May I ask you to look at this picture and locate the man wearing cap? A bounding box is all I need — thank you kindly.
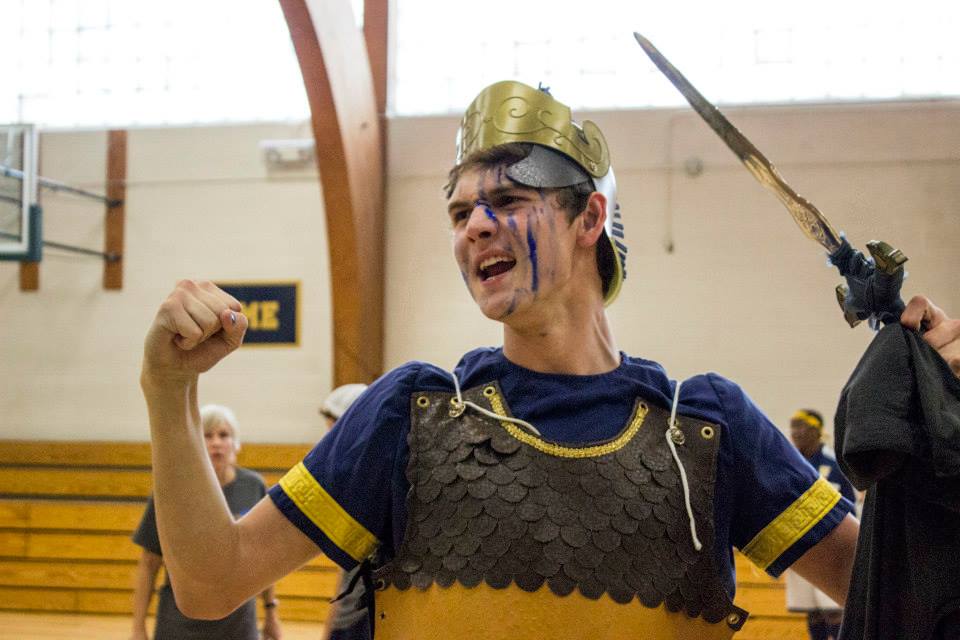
[318,384,371,640]
[139,80,960,639]
[785,409,857,640]
[320,384,368,431]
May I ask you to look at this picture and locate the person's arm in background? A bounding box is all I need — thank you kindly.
[260,584,282,640]
[141,280,318,618]
[129,549,163,640]
[789,513,859,605]
[319,570,347,640]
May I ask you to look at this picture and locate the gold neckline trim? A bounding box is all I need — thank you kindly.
[485,386,648,458]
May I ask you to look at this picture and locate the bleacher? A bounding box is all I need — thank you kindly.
[0,440,336,622]
[733,552,807,639]
[0,439,807,636]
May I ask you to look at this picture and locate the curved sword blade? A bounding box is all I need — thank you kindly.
[634,32,842,253]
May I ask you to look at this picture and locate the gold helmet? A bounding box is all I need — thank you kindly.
[455,80,626,305]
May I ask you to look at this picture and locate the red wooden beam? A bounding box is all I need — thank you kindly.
[279,0,385,385]
[19,132,40,291]
[104,129,126,290]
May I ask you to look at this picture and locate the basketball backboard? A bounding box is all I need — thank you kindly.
[0,124,40,261]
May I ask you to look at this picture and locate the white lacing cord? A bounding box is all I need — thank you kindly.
[448,368,699,550]
[666,379,703,552]
[448,370,542,436]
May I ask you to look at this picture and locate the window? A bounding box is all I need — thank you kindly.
[3,0,957,127]
[393,0,960,114]
[0,0,358,128]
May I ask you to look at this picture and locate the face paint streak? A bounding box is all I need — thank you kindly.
[484,206,499,227]
[500,291,519,319]
[526,224,539,292]
[475,172,488,203]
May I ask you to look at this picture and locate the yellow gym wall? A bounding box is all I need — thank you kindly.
[2,101,959,444]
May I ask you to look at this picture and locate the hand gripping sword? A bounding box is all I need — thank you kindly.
[634,32,908,328]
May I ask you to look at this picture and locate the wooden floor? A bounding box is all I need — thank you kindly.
[0,612,325,639]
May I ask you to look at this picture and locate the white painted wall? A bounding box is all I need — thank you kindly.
[1,123,332,443]
[2,101,959,445]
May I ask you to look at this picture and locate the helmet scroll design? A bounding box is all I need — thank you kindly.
[456,81,610,178]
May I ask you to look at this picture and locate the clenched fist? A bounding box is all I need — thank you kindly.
[141,280,249,390]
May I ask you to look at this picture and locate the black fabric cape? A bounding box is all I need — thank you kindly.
[835,323,960,640]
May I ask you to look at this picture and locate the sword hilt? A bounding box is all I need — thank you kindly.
[830,238,908,328]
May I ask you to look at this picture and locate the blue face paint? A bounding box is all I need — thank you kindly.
[499,288,529,319]
[526,225,539,292]
[502,293,518,318]
[506,215,518,234]
[484,206,498,226]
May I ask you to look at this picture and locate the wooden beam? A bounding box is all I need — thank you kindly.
[0,467,283,499]
[363,0,389,119]
[279,0,385,385]
[18,262,38,291]
[0,439,311,470]
[104,129,126,289]
[19,133,40,291]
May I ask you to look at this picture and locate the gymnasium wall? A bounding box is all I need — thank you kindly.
[0,123,333,443]
[2,101,959,444]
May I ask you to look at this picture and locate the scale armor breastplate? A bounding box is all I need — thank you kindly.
[374,381,748,639]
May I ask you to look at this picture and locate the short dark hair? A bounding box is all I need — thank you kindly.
[445,143,615,298]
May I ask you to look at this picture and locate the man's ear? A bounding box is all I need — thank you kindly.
[577,192,607,247]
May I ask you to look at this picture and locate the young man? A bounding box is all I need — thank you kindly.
[140,81,960,639]
[785,409,857,640]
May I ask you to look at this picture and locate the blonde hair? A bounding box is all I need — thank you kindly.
[200,404,241,451]
[791,409,824,432]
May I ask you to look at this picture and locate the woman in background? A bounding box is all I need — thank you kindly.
[129,404,283,640]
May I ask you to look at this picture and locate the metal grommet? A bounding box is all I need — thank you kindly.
[669,427,686,446]
[726,612,741,627]
[416,396,430,408]
[374,578,386,591]
[483,386,496,397]
[449,400,465,418]
[701,426,715,440]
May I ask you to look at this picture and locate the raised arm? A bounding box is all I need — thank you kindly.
[140,280,318,618]
[260,584,283,640]
[794,296,960,603]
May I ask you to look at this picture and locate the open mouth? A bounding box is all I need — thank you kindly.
[478,256,516,281]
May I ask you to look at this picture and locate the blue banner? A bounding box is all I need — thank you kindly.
[216,281,299,346]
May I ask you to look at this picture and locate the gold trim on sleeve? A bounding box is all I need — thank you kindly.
[741,476,842,570]
[487,390,648,458]
[278,462,379,562]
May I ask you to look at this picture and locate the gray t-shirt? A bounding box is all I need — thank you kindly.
[133,466,267,640]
